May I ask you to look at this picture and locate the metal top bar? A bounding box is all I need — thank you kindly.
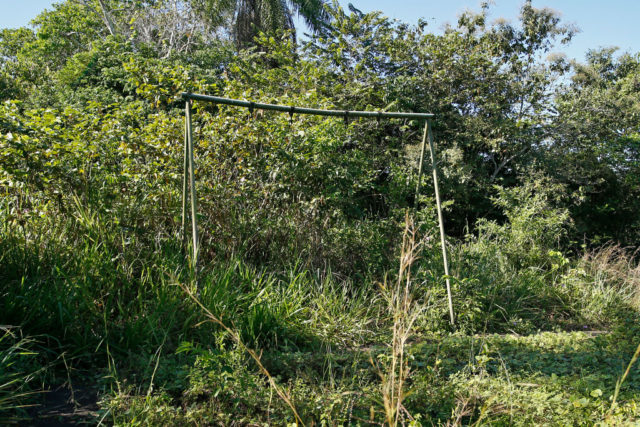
[181,92,435,119]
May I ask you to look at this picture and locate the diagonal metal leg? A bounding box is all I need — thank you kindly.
[426,120,455,325]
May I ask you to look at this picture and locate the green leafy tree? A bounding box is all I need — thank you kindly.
[79,0,331,50]
[550,49,640,244]
[212,0,331,48]
[305,1,575,234]
[0,28,37,100]
[0,1,106,105]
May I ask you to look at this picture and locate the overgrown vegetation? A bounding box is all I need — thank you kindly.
[1,0,639,424]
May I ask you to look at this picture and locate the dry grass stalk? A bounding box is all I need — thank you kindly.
[582,244,640,308]
[377,212,426,426]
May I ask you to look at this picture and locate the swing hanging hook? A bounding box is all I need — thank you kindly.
[249,101,255,115]
[289,106,295,124]
[377,111,382,125]
[344,110,349,125]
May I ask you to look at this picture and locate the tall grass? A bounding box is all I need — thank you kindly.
[0,202,188,359]
[578,245,640,311]
[181,282,304,425]
[0,328,41,423]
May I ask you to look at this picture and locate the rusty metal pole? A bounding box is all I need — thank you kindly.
[427,120,455,325]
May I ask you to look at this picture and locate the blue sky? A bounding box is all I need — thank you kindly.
[2,0,638,62]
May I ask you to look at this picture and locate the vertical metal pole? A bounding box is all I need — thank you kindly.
[181,102,189,247]
[186,100,199,279]
[427,120,455,325]
[415,121,428,203]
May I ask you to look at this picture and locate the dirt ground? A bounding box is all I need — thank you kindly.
[25,384,99,426]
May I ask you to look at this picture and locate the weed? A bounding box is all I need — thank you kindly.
[376,213,428,426]
[180,281,304,425]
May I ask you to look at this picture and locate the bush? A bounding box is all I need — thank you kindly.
[450,176,575,333]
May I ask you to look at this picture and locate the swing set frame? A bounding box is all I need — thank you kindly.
[180,92,455,325]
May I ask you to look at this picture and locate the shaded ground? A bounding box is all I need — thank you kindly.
[25,385,99,426]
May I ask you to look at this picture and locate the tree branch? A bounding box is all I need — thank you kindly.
[97,0,118,37]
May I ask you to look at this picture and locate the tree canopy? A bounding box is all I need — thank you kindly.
[2,0,639,247]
